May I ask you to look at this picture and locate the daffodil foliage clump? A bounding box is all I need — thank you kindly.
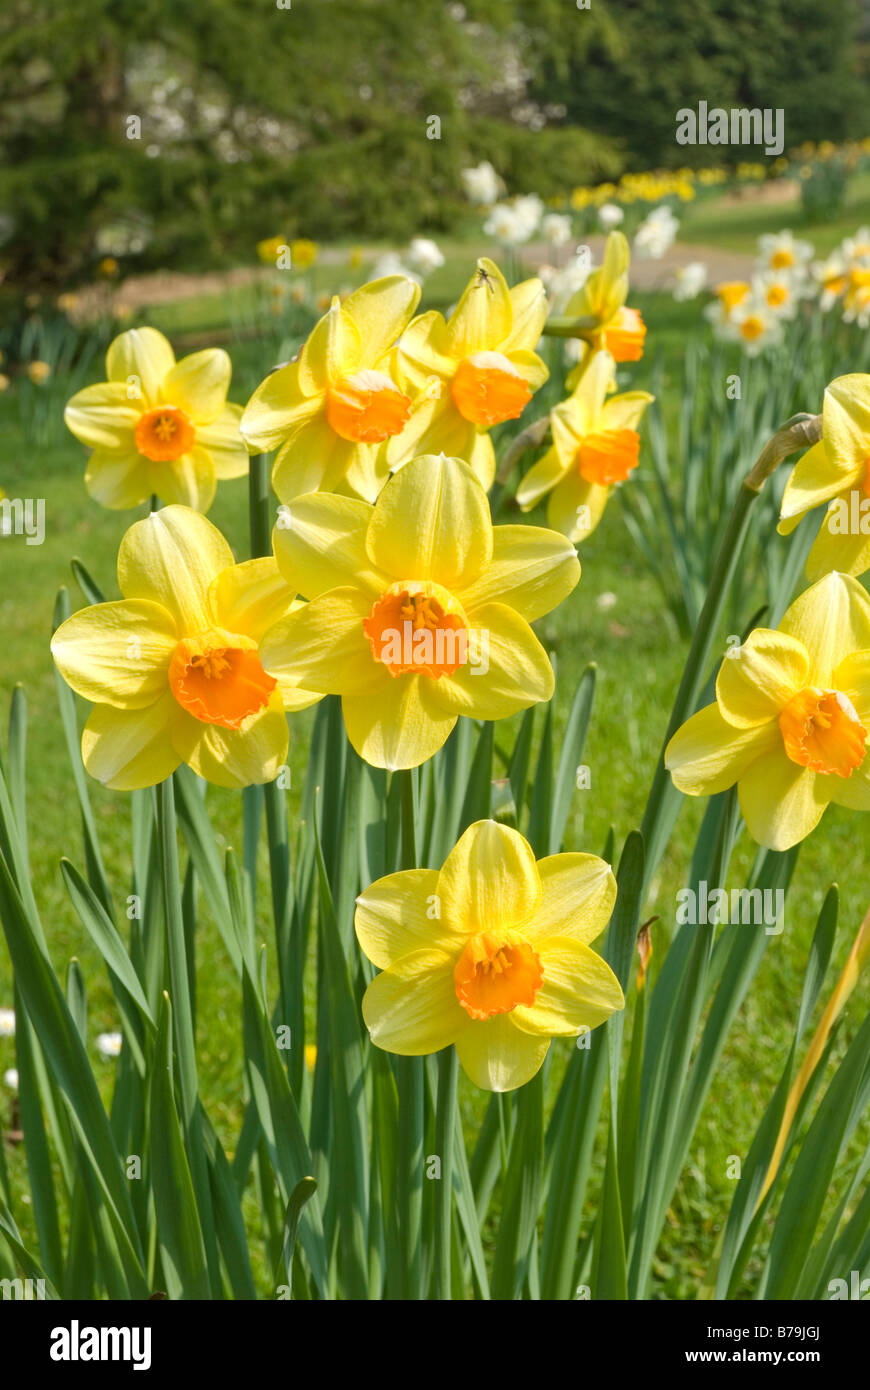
[1,238,869,1302]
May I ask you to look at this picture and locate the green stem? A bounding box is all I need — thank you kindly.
[434,1047,458,1299]
[395,768,424,1297]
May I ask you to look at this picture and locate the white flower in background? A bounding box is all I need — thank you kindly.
[757,230,814,274]
[596,591,618,612]
[726,296,785,354]
[562,337,585,366]
[751,269,806,319]
[95,215,151,257]
[811,252,849,312]
[96,1031,123,1059]
[672,261,707,301]
[0,1007,14,1037]
[540,257,592,313]
[483,202,531,245]
[541,213,573,247]
[3,1068,18,1092]
[369,251,421,286]
[461,160,501,205]
[634,205,679,259]
[406,237,445,276]
[842,226,870,265]
[597,202,624,231]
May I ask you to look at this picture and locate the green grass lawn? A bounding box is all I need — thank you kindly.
[1,243,868,1296]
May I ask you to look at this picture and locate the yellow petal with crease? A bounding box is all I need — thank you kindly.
[85,449,150,510]
[259,588,383,695]
[52,600,177,708]
[342,276,422,365]
[240,361,324,452]
[446,258,512,357]
[299,297,360,391]
[738,750,827,851]
[342,674,456,769]
[355,868,455,969]
[778,571,870,686]
[271,414,351,502]
[778,439,859,533]
[197,403,249,479]
[362,949,467,1054]
[516,445,571,510]
[546,470,610,543]
[715,629,810,727]
[666,703,779,795]
[272,493,385,598]
[436,819,541,938]
[106,328,175,405]
[366,453,493,588]
[455,1015,548,1092]
[82,693,180,790]
[458,524,579,621]
[209,557,297,643]
[64,382,141,450]
[523,854,616,944]
[118,505,233,633]
[428,602,553,721]
[512,937,624,1037]
[171,691,288,788]
[157,447,217,513]
[161,348,231,424]
[805,500,870,581]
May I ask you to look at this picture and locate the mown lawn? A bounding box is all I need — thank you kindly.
[1,247,868,1296]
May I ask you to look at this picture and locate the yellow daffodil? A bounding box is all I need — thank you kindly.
[290,239,318,270]
[665,572,870,850]
[355,820,623,1091]
[51,506,321,790]
[257,236,288,266]
[516,350,653,542]
[260,453,580,770]
[64,327,247,512]
[240,276,421,504]
[388,258,548,490]
[563,231,646,363]
[779,374,870,580]
[27,361,51,385]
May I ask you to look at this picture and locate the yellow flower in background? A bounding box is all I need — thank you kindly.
[355,820,623,1091]
[779,375,870,580]
[27,361,51,385]
[290,239,319,269]
[257,236,288,266]
[563,231,646,363]
[51,506,321,790]
[240,276,421,504]
[665,572,870,851]
[516,350,653,543]
[260,453,579,770]
[64,327,247,512]
[99,257,119,278]
[389,258,548,490]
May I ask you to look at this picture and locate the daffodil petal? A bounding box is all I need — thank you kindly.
[52,599,177,708]
[355,868,455,969]
[715,629,810,728]
[342,276,422,365]
[546,470,610,543]
[446,258,512,357]
[299,298,360,391]
[64,382,141,450]
[428,602,554,721]
[468,430,497,491]
[240,361,324,452]
[271,415,350,502]
[805,499,870,581]
[455,1015,548,1092]
[512,937,624,1037]
[342,675,456,769]
[259,588,383,695]
[366,454,493,589]
[779,440,859,532]
[171,691,288,788]
[209,557,297,643]
[118,505,233,632]
[600,389,655,432]
[437,820,541,936]
[833,649,870,721]
[504,279,548,349]
[779,571,870,686]
[82,693,181,790]
[158,447,217,513]
[361,949,466,1055]
[523,854,617,945]
[516,445,571,510]
[162,348,231,425]
[505,348,549,392]
[394,310,454,392]
[458,524,580,621]
[738,751,827,851]
[822,374,870,470]
[271,493,385,598]
[106,328,175,406]
[665,703,780,795]
[196,404,249,479]
[342,441,391,504]
[84,449,150,510]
